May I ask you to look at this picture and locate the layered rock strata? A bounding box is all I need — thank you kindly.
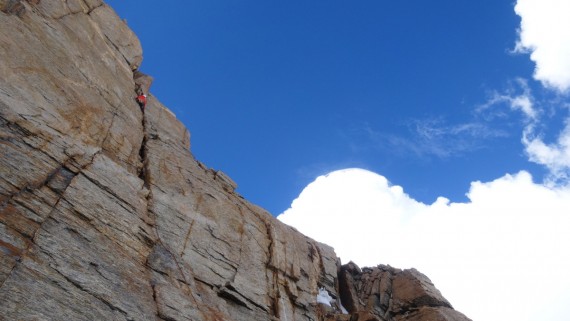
[0,1,471,320]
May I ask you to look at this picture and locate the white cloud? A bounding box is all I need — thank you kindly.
[477,78,539,121]
[278,168,570,321]
[514,0,570,93]
[523,118,570,183]
[479,79,570,184]
[279,3,570,321]
[509,1,570,183]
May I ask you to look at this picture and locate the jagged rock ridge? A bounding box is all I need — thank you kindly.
[0,1,471,320]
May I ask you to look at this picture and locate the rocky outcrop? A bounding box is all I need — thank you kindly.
[329,262,471,321]
[0,1,471,320]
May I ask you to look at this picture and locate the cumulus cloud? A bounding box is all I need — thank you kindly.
[514,0,570,92]
[278,168,570,321]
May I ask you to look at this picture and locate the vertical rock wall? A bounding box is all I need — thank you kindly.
[0,2,339,320]
[140,98,339,320]
[0,1,470,320]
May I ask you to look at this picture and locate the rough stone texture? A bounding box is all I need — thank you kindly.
[138,98,340,320]
[0,0,26,17]
[0,1,471,320]
[330,262,471,321]
[134,70,154,95]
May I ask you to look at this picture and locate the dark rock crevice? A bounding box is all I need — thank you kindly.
[139,101,214,321]
[262,219,281,319]
[217,284,254,311]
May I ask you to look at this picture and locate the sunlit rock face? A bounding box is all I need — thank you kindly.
[335,262,472,321]
[0,1,470,320]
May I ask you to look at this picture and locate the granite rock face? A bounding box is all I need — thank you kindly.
[0,1,471,320]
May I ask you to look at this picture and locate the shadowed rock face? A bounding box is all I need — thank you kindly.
[0,1,471,320]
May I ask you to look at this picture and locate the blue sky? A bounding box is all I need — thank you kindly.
[108,0,545,214]
[108,1,570,320]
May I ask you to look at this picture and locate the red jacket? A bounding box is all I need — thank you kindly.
[136,94,147,108]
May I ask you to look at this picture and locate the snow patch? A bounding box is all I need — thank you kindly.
[316,287,334,307]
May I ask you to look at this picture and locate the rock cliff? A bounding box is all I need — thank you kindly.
[0,1,471,320]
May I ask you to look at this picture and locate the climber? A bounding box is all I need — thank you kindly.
[135,93,147,111]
